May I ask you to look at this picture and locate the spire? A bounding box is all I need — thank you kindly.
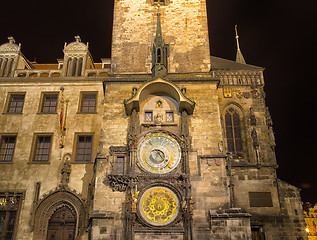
[235,25,246,64]
[152,4,168,78]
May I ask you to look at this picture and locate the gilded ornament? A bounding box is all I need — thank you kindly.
[139,187,179,226]
[223,88,232,98]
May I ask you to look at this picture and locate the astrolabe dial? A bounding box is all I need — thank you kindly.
[137,132,181,174]
[139,187,179,226]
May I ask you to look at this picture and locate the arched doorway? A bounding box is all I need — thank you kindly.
[46,206,76,240]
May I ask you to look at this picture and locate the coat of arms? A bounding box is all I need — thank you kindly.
[223,88,232,98]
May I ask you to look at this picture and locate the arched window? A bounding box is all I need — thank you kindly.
[225,107,243,154]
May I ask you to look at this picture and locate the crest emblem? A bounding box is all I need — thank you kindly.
[215,158,222,166]
[251,89,260,98]
[206,158,213,166]
[223,88,232,98]
[236,92,243,99]
[243,92,251,99]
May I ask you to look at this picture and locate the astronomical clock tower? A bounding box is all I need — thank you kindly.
[90,0,307,240]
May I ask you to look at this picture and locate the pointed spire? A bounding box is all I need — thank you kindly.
[235,25,246,64]
[152,3,168,78]
[154,4,163,47]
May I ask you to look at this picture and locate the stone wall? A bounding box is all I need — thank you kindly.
[0,78,103,239]
[111,0,211,74]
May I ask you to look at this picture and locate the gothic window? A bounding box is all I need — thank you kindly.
[41,93,58,113]
[145,111,153,122]
[225,107,243,154]
[32,135,52,162]
[0,194,23,240]
[75,135,92,162]
[0,135,16,162]
[79,92,97,113]
[166,111,174,122]
[6,93,25,113]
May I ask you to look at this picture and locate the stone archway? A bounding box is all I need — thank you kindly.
[33,190,86,240]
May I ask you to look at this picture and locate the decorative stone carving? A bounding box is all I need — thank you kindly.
[250,107,257,126]
[251,128,259,149]
[60,161,71,188]
[106,175,130,192]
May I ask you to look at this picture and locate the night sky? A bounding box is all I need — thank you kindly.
[1,0,316,204]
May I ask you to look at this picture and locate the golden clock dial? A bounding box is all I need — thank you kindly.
[139,187,179,226]
[137,132,181,174]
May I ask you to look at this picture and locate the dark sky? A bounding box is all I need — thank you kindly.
[1,0,316,203]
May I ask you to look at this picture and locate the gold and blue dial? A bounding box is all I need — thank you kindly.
[137,133,181,174]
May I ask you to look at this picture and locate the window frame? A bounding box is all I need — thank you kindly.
[5,93,26,114]
[0,192,24,240]
[0,134,17,163]
[39,92,59,114]
[144,111,153,122]
[30,134,53,163]
[73,133,94,163]
[165,111,174,122]
[78,92,97,114]
[223,106,245,155]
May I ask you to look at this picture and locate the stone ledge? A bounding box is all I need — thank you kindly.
[210,208,251,218]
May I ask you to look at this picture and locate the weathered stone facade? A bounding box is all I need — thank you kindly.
[0,0,308,240]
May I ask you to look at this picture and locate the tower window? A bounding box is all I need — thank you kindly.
[157,48,162,63]
[225,107,243,154]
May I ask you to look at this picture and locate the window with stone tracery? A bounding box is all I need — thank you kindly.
[0,193,23,240]
[224,107,243,154]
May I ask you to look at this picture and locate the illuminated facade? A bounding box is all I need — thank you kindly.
[0,0,308,239]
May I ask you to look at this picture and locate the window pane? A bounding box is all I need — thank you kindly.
[81,94,96,113]
[145,112,153,122]
[0,136,16,162]
[75,135,92,162]
[166,111,174,122]
[33,136,51,162]
[7,95,25,113]
[42,94,57,113]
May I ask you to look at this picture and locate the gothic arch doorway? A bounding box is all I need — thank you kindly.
[47,206,76,240]
[33,190,86,240]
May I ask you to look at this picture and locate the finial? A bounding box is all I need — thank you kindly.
[8,36,15,44]
[74,35,81,42]
[235,25,240,50]
[234,25,246,64]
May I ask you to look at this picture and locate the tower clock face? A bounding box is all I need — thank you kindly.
[137,132,181,174]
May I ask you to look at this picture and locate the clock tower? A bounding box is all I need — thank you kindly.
[90,1,308,240]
